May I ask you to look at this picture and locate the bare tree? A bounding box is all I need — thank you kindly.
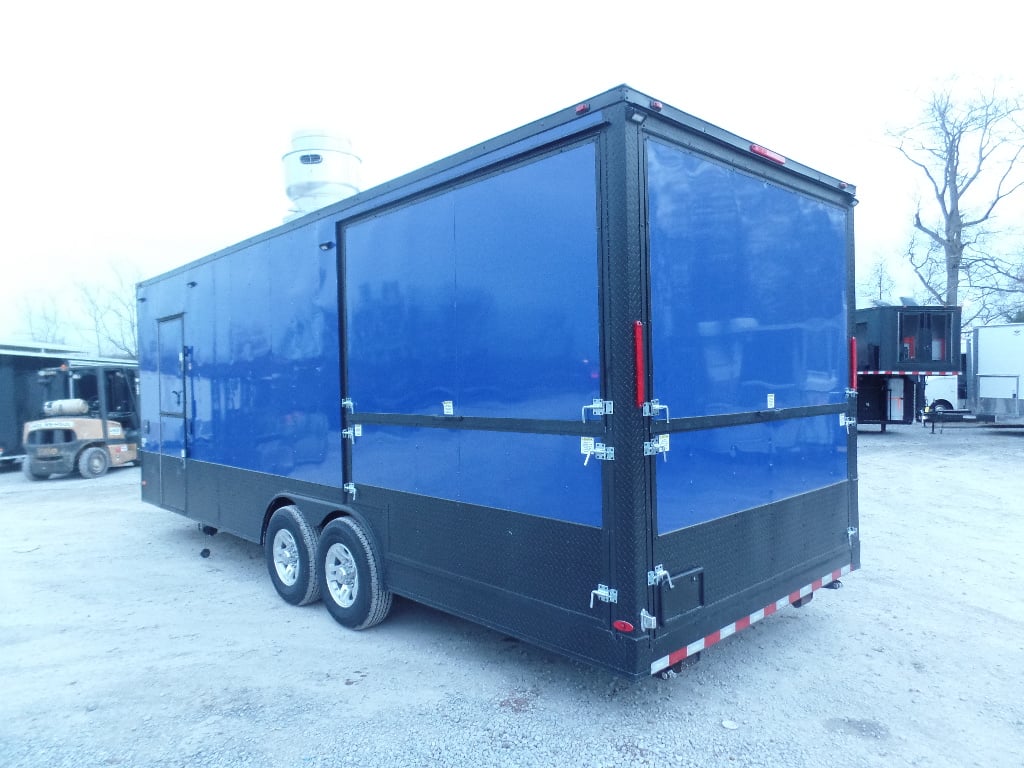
[894,87,1024,320]
[858,254,897,304]
[79,268,139,359]
[19,297,67,346]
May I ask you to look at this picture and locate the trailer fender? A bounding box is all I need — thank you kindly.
[262,492,365,543]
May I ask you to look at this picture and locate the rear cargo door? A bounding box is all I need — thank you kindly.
[642,137,852,627]
[156,315,188,512]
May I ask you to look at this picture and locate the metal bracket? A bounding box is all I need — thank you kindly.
[841,415,857,434]
[643,434,670,460]
[847,526,859,545]
[581,437,615,466]
[343,483,357,499]
[640,609,658,631]
[341,398,354,412]
[648,563,674,588]
[589,584,618,609]
[342,426,362,442]
[845,388,858,398]
[581,399,614,422]
[643,399,671,422]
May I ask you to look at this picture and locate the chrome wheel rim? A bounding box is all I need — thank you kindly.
[272,529,300,586]
[325,542,358,608]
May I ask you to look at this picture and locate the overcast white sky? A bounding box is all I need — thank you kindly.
[2,0,1021,346]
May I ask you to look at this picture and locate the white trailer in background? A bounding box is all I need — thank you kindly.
[967,323,1024,426]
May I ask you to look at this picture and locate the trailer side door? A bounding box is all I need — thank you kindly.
[155,315,188,512]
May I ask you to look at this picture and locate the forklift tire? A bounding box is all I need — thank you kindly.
[265,506,321,606]
[22,459,50,481]
[78,447,110,479]
[317,516,392,630]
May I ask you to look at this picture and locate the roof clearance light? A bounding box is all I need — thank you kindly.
[649,100,663,111]
[575,103,591,115]
[750,144,786,164]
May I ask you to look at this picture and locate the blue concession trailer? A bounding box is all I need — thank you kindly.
[138,86,859,678]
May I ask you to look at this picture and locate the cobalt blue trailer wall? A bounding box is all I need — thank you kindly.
[138,225,344,536]
[344,141,602,523]
[138,86,859,679]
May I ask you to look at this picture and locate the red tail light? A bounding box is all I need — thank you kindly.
[850,336,858,391]
[633,321,646,407]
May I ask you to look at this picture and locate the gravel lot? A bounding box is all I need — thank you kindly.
[2,424,1022,768]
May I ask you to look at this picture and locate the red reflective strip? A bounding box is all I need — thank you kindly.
[651,565,856,675]
[634,321,646,407]
[850,336,858,391]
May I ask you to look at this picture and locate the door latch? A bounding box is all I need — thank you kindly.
[648,563,674,588]
[643,399,671,422]
[644,434,670,460]
[581,437,614,466]
[590,584,618,609]
[581,399,614,422]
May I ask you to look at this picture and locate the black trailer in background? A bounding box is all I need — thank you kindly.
[855,306,962,431]
[0,343,74,466]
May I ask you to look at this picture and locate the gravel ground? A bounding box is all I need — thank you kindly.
[1,424,1022,767]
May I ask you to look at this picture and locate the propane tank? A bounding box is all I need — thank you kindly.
[282,130,361,222]
[43,399,89,416]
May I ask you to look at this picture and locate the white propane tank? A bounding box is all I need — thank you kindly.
[43,398,90,416]
[282,130,361,222]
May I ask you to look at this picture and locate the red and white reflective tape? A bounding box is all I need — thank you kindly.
[650,564,853,676]
[858,370,956,376]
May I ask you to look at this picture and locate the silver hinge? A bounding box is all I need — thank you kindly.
[845,388,858,398]
[589,584,618,609]
[643,399,671,422]
[840,414,857,433]
[342,425,363,442]
[341,398,354,412]
[581,399,614,422]
[644,433,670,459]
[343,482,357,499]
[581,437,614,466]
[847,526,859,545]
[648,563,675,588]
[640,608,658,631]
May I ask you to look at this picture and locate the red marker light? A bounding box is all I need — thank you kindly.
[575,102,591,115]
[649,100,663,111]
[750,144,786,165]
[850,336,858,391]
[613,620,635,633]
[633,321,646,407]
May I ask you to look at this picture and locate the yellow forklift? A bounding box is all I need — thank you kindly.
[22,360,139,480]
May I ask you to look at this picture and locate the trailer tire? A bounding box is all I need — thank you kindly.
[78,447,109,479]
[265,505,321,606]
[22,459,50,481]
[318,517,392,630]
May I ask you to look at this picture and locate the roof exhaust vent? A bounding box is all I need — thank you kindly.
[283,130,361,222]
